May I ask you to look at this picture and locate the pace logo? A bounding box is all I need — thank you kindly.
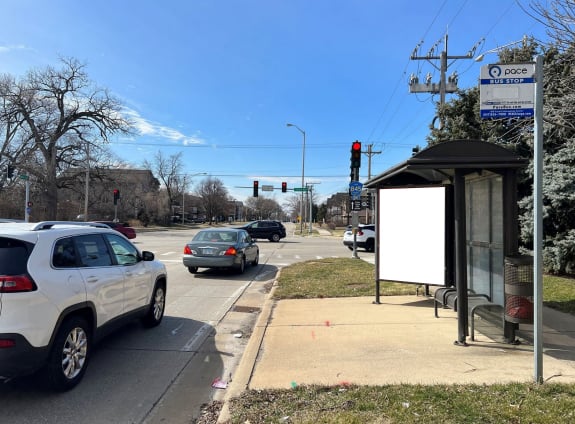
[488,65,502,78]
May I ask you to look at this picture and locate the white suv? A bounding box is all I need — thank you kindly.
[343,224,376,252]
[0,221,167,390]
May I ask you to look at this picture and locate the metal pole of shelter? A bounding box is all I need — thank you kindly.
[454,169,468,345]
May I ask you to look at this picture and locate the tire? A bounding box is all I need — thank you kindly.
[251,251,259,266]
[270,233,281,242]
[45,316,91,391]
[142,283,166,328]
[236,256,246,274]
[365,238,375,252]
[188,266,198,274]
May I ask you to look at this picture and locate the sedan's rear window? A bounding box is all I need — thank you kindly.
[0,237,31,275]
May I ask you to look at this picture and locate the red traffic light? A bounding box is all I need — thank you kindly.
[281,182,287,193]
[113,189,120,205]
[253,180,259,197]
[350,140,362,169]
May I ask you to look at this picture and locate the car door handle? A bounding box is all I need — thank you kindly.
[85,276,99,283]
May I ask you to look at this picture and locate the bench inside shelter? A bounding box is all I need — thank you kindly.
[433,287,504,341]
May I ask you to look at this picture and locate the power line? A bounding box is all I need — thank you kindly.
[109,140,412,150]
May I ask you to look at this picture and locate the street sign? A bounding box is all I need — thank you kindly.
[361,196,372,209]
[261,185,274,191]
[479,63,535,119]
[349,181,363,200]
[352,200,362,211]
[19,174,29,180]
[294,187,308,192]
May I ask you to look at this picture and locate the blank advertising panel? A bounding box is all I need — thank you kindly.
[378,187,445,285]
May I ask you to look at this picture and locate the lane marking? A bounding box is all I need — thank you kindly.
[181,323,212,352]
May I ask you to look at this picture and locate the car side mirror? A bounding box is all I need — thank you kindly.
[142,251,155,261]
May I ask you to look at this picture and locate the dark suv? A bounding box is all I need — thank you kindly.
[238,220,286,242]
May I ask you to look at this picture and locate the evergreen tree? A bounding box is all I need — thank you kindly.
[427,34,575,274]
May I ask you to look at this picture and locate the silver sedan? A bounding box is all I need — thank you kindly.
[183,228,259,274]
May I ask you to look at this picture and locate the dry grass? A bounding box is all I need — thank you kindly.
[273,257,415,299]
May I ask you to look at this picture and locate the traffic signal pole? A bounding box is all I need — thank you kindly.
[350,141,362,258]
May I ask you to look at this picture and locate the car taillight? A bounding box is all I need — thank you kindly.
[224,247,237,256]
[184,245,192,254]
[357,230,364,236]
[0,339,16,348]
[0,275,36,293]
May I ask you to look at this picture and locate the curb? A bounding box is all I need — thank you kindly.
[216,281,278,423]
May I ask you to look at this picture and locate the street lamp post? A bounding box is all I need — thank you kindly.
[286,123,306,235]
[182,172,207,224]
[474,35,527,62]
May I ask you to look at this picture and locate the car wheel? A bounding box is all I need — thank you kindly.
[251,251,259,266]
[45,316,90,391]
[236,256,246,274]
[188,266,198,274]
[270,233,281,242]
[142,283,166,328]
[365,238,375,252]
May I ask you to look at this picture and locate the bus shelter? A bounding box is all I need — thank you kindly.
[364,139,529,344]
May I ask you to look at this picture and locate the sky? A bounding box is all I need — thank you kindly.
[0,0,549,206]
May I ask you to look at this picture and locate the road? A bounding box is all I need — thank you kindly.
[0,224,372,423]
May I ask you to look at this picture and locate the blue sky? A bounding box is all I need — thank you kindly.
[0,1,548,205]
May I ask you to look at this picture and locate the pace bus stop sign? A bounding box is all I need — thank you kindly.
[479,63,535,119]
[349,181,363,200]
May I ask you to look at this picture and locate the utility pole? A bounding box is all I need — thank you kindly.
[364,143,381,180]
[364,144,381,224]
[409,33,483,129]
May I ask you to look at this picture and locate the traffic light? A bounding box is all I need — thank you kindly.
[281,182,287,193]
[350,141,361,169]
[253,180,259,197]
[113,189,120,205]
[350,140,361,181]
[6,164,14,179]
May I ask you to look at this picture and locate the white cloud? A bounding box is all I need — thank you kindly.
[0,44,29,53]
[123,107,205,145]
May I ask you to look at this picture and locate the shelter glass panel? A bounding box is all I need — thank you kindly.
[466,176,504,304]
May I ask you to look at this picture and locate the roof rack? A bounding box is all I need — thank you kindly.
[31,221,110,231]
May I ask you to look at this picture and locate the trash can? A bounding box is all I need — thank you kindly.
[504,255,534,324]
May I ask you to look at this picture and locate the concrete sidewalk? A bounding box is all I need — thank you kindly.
[217,294,575,421]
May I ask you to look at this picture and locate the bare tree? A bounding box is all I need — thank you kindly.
[244,196,284,220]
[0,57,132,219]
[195,177,229,224]
[143,150,185,214]
[525,0,575,50]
